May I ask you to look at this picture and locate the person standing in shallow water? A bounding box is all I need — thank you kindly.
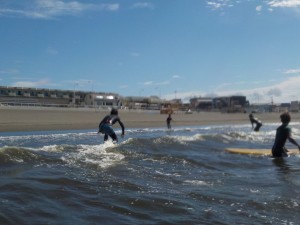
[249,113,263,132]
[272,112,300,158]
[98,108,125,143]
[166,114,172,129]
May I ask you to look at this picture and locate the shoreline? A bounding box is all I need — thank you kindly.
[1,107,299,132]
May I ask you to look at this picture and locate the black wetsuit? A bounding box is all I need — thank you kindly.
[166,115,172,129]
[250,117,262,131]
[272,123,290,157]
[99,115,125,142]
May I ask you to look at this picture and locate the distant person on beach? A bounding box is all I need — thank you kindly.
[98,108,125,143]
[272,112,300,158]
[249,113,262,132]
[166,114,172,129]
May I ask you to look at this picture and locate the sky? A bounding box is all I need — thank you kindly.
[1,0,300,104]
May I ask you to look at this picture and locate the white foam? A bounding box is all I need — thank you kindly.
[168,134,204,143]
[40,145,66,152]
[61,142,125,169]
[184,180,212,186]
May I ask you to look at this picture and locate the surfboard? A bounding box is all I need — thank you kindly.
[226,148,300,155]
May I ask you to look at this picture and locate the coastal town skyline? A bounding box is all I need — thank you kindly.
[0,85,294,108]
[1,0,300,104]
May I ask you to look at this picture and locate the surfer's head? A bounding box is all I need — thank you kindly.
[280,112,290,124]
[110,108,118,116]
[249,113,253,118]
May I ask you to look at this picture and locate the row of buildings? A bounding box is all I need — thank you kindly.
[0,86,298,113]
[0,86,121,108]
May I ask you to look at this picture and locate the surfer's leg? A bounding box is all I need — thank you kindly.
[257,123,262,131]
[254,123,261,131]
[167,123,171,129]
[102,124,115,142]
[272,147,288,158]
[104,134,108,142]
[109,133,118,142]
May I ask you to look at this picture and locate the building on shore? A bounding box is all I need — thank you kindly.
[0,86,250,113]
[189,96,249,113]
[0,86,120,108]
[190,97,213,111]
[290,101,299,112]
[84,93,121,108]
[122,96,162,110]
[212,96,248,113]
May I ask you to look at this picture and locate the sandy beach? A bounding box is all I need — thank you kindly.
[1,106,300,132]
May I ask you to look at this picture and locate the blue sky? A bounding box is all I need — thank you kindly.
[1,0,300,104]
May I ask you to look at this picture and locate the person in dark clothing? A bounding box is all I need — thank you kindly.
[166,114,172,129]
[272,112,300,157]
[249,113,262,131]
[98,108,125,143]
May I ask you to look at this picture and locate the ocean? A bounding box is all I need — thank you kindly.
[1,122,300,225]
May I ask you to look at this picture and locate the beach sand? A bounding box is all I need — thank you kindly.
[0,106,299,132]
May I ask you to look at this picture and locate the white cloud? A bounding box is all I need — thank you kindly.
[256,5,263,11]
[207,1,224,10]
[143,81,153,85]
[267,88,282,97]
[0,0,119,19]
[268,0,300,8]
[206,0,300,13]
[284,68,300,74]
[172,75,184,79]
[141,80,170,86]
[164,76,300,104]
[131,2,154,10]
[12,79,51,88]
[206,0,237,10]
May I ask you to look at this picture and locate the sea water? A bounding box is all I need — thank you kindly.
[1,122,300,225]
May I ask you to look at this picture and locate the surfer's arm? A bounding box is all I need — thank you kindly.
[288,136,300,150]
[111,117,125,137]
[118,120,125,137]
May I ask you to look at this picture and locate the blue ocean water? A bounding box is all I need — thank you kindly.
[1,122,300,225]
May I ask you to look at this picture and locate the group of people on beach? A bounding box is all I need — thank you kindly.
[97,108,300,158]
[249,112,300,157]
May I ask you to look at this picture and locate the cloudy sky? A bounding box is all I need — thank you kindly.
[1,0,300,103]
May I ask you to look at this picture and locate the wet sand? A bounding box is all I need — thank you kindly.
[0,106,299,132]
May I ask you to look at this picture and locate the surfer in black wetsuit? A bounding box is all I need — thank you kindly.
[98,108,125,142]
[249,113,262,132]
[272,112,300,157]
[166,114,172,129]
